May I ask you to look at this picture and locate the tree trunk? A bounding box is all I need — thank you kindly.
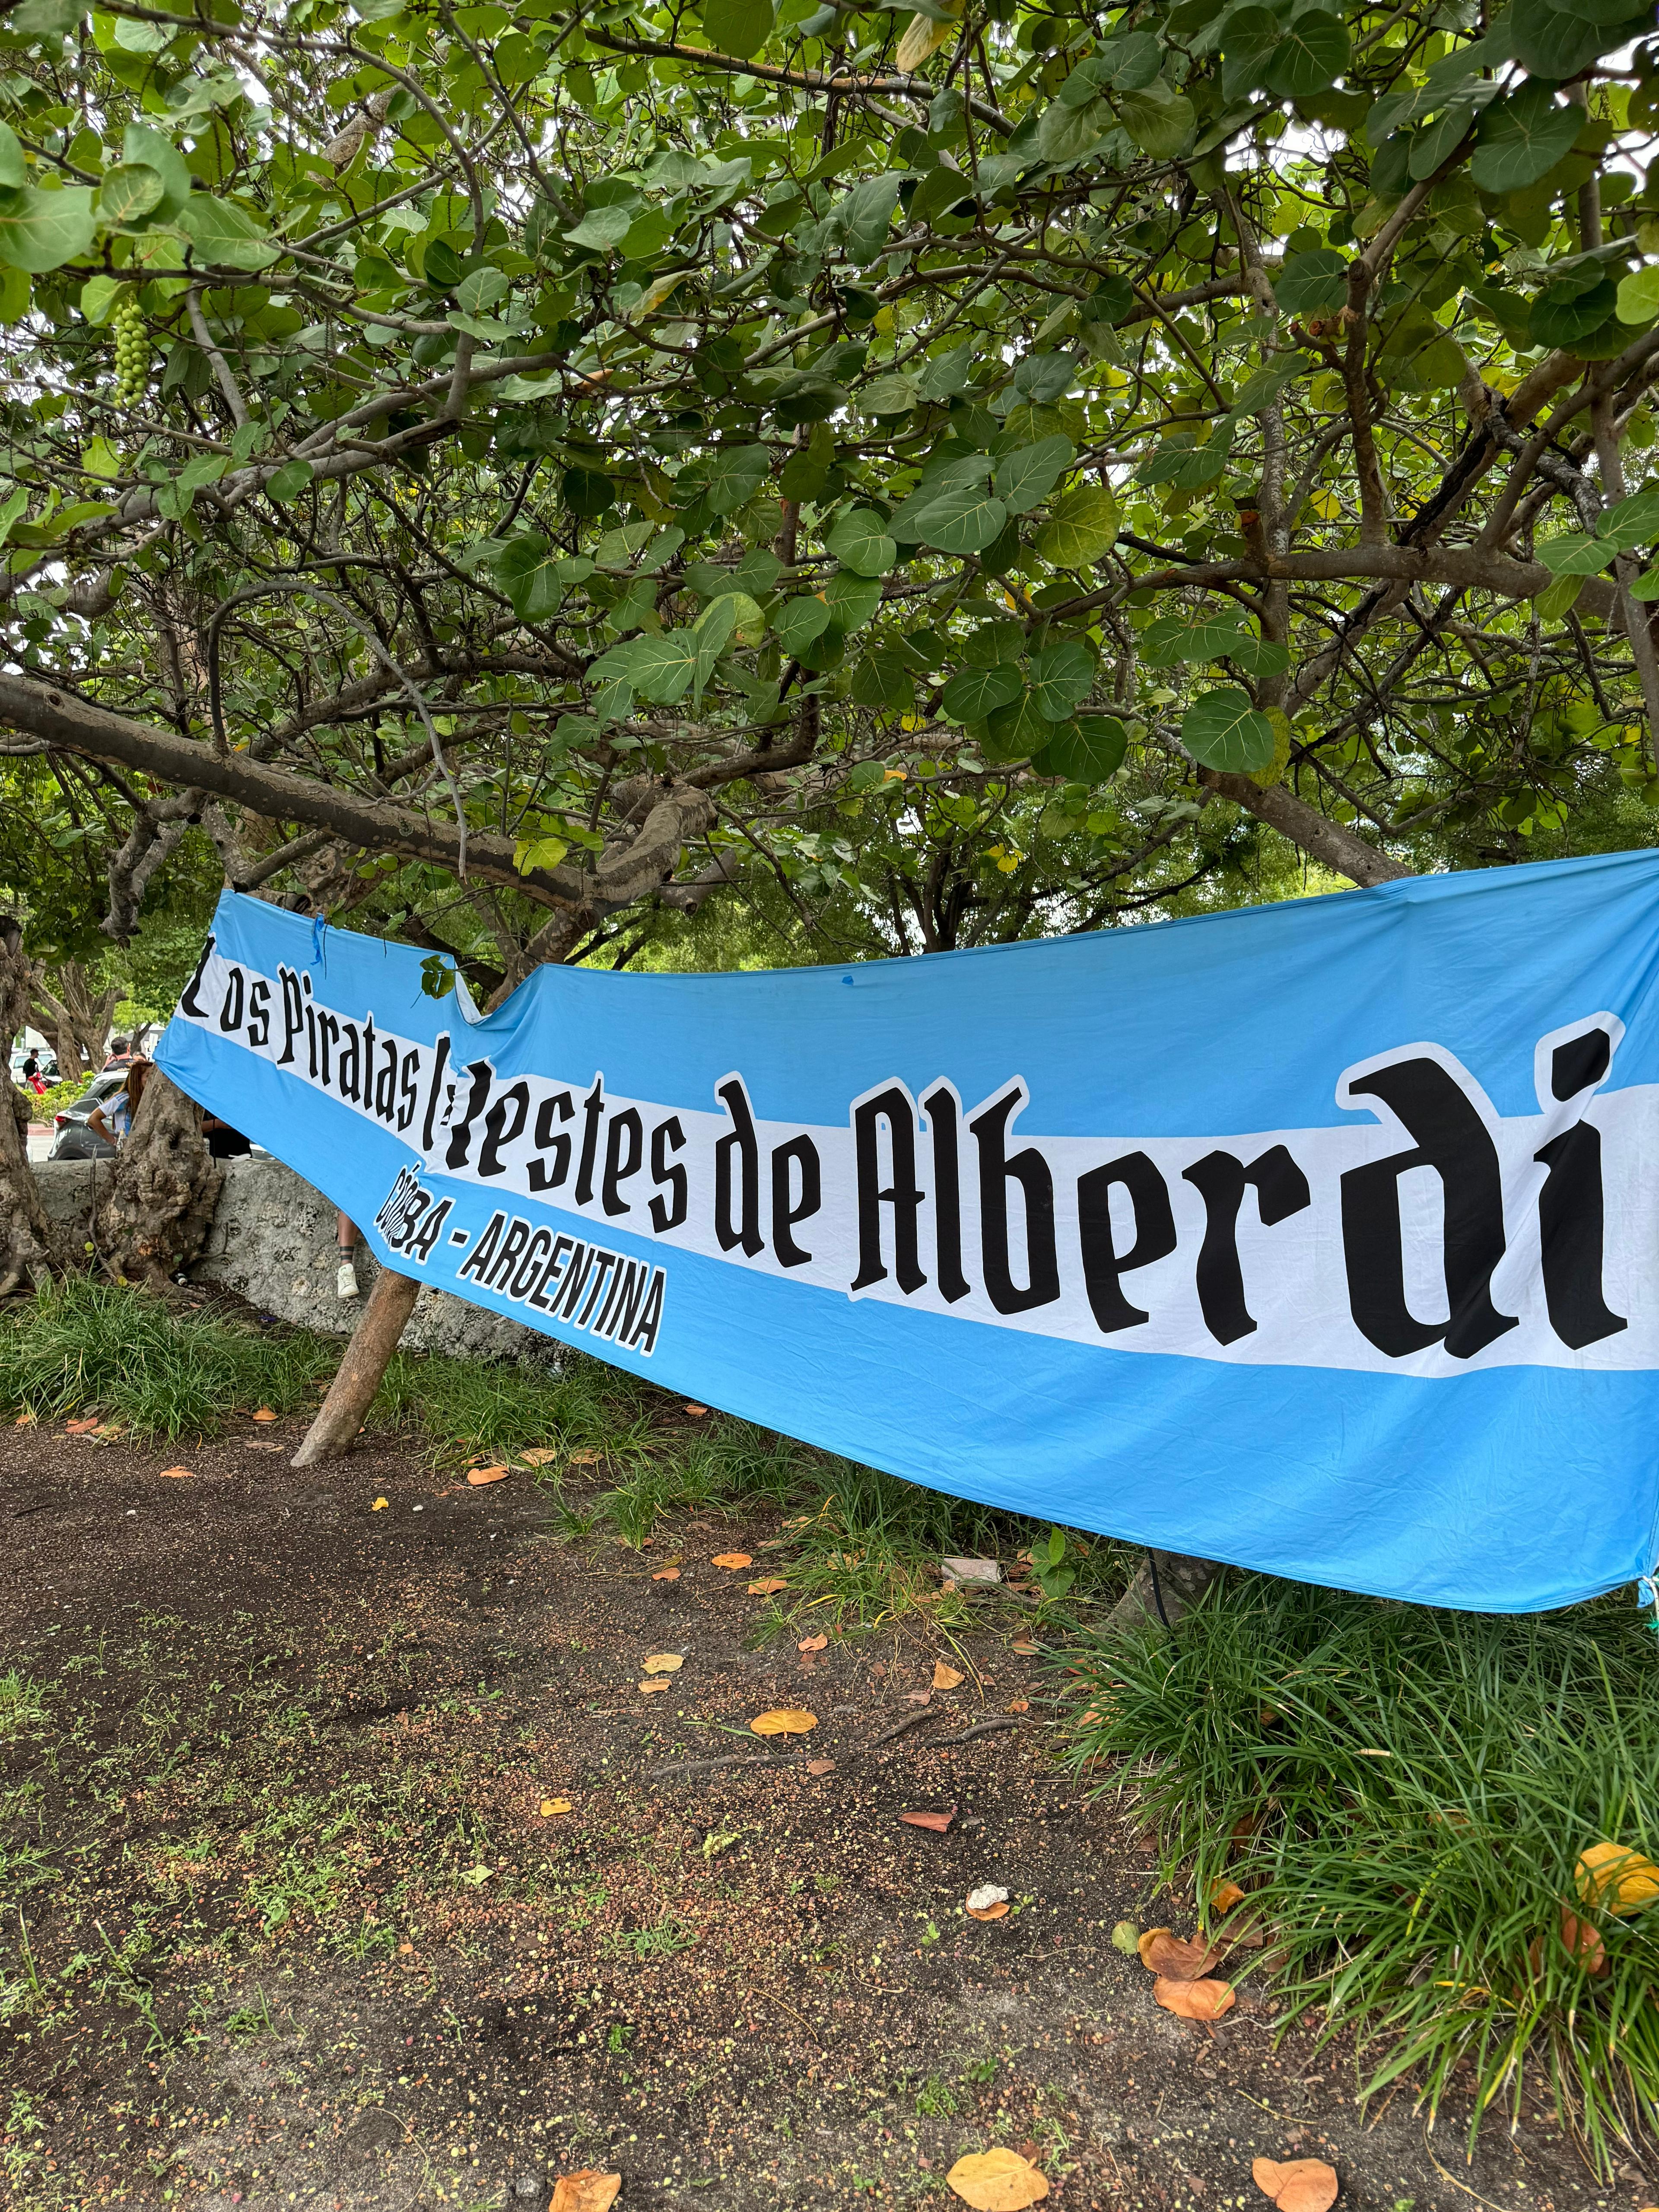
[29,961,120,1078]
[94,1068,222,1287]
[0,921,73,1296]
[291,1268,421,1468]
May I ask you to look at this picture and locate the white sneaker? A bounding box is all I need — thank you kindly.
[337,1259,359,1300]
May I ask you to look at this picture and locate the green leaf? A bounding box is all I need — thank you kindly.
[79,273,120,324]
[858,372,919,416]
[1275,247,1348,318]
[1618,267,1659,325]
[620,630,702,703]
[176,196,281,271]
[1535,533,1613,576]
[1535,573,1586,620]
[1032,483,1118,568]
[1260,9,1348,95]
[823,570,883,629]
[1531,278,1620,350]
[703,0,774,55]
[122,124,191,218]
[941,662,1024,721]
[1469,84,1583,194]
[1509,0,1641,78]
[1627,566,1659,602]
[704,444,769,515]
[1117,84,1195,161]
[1598,488,1659,550]
[992,435,1075,515]
[264,460,313,503]
[836,173,903,264]
[493,532,565,620]
[1032,713,1128,782]
[912,484,1008,556]
[96,162,164,227]
[773,595,835,653]
[826,508,897,576]
[982,690,1052,762]
[851,647,917,711]
[1029,639,1095,720]
[1036,95,1116,165]
[0,186,96,273]
[694,593,740,685]
[0,124,25,192]
[1181,688,1276,774]
[565,204,635,250]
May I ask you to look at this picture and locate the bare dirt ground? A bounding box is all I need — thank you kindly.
[0,1417,1638,2212]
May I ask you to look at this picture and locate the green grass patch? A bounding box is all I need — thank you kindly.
[1063,1580,1659,2172]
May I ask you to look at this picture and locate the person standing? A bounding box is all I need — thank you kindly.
[87,1056,149,1147]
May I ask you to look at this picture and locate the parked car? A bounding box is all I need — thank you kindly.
[48,1069,126,1160]
[11,1046,58,1082]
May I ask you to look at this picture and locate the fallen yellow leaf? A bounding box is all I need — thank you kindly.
[1575,1840,1659,1916]
[639,1678,670,1694]
[712,1552,753,1569]
[946,2146,1049,2209]
[1252,2157,1338,2212]
[569,1449,600,1465]
[642,1653,684,1675]
[1153,1974,1235,2020]
[749,1576,788,1594]
[750,1709,817,1735]
[540,1798,573,1817]
[251,1407,277,1423]
[551,2175,621,2212]
[370,1496,389,1510]
[933,1660,965,1691]
[520,1446,559,1465]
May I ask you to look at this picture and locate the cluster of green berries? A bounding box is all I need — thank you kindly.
[111,295,149,410]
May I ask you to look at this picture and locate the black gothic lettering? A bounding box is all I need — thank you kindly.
[922,1084,971,1303]
[529,1090,575,1192]
[180,934,215,1018]
[1182,1144,1312,1345]
[851,1086,926,1294]
[247,978,270,1049]
[217,967,244,1033]
[1341,1056,1517,1359]
[479,1080,530,1178]
[445,1058,494,1170]
[771,1135,821,1268]
[419,1033,451,1150]
[1077,1150,1178,1333]
[573,1078,606,1206]
[649,1116,687,1232]
[602,1108,644,1216]
[714,1077,764,1256]
[969,1084,1060,1314]
[1535,1124,1627,1349]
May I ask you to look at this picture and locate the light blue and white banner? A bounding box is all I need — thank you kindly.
[158,851,1659,1613]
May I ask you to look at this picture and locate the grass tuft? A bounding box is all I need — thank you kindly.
[1063,1578,1659,2172]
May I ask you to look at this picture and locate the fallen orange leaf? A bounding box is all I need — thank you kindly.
[750,1709,817,1735]
[1138,1927,1224,1979]
[946,2146,1049,2209]
[1153,1975,1235,2020]
[642,1653,684,1675]
[569,1449,600,1465]
[652,1567,682,1582]
[251,1407,277,1423]
[67,1417,100,1434]
[1560,1903,1609,1973]
[899,1806,957,1833]
[933,1661,965,1691]
[1252,2157,1338,2212]
[683,1403,709,1416]
[540,1798,573,1817]
[520,1446,559,1465]
[370,1496,389,1510]
[712,1552,753,1569]
[467,1465,509,1486]
[798,1634,828,1652]
[1005,1698,1030,1713]
[1210,1878,1247,1915]
[13,1410,35,1427]
[551,2175,621,2212]
[748,1577,788,1594]
[1575,1840,1659,1916]
[806,1758,836,1776]
[639,1678,670,1694]
[159,1466,194,1479]
[967,1885,1010,1920]
[1011,1639,1039,1656]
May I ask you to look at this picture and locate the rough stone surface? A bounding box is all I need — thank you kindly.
[34,1154,559,1367]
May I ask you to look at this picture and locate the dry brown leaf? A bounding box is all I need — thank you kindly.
[1153,1975,1236,2021]
[540,1798,573,1817]
[966,1884,1011,1920]
[159,1466,194,1479]
[1252,2157,1338,2212]
[550,2174,621,2212]
[748,1577,788,1595]
[904,1689,932,1706]
[1138,1927,1224,1980]
[251,1407,277,1423]
[642,1653,684,1675]
[519,1446,559,1465]
[1011,1638,1039,1656]
[806,1758,836,1776]
[12,1410,34,1427]
[652,1567,681,1582]
[712,1552,753,1569]
[467,1465,509,1486]
[1209,1879,1248,1915]
[1575,1840,1659,1916]
[946,2147,1049,2210]
[1560,1904,1609,1974]
[569,1449,601,1466]
[899,1806,957,1833]
[933,1661,966,1691]
[1005,1698,1030,1713]
[67,1417,101,1434]
[639,1678,670,1694]
[750,1708,817,1735]
[798,1634,829,1652]
[683,1402,709,1416]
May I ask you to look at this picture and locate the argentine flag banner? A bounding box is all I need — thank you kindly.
[159,849,1659,1615]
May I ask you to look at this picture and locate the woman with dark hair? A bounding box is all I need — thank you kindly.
[87,1055,150,1148]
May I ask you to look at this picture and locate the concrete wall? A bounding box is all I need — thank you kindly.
[35,1154,559,1366]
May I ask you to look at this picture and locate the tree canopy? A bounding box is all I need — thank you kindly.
[2,0,1659,991]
